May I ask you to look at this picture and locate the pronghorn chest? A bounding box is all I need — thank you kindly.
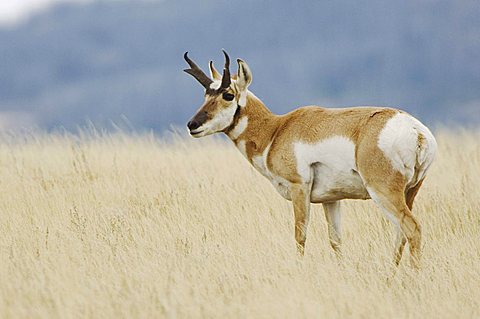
[253,156,292,201]
[236,140,292,200]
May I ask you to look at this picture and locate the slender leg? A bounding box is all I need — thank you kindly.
[399,179,424,266]
[368,187,422,268]
[290,182,312,255]
[322,201,342,255]
[393,226,407,266]
[406,178,424,210]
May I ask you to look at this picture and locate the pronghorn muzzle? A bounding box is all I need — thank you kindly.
[187,111,208,134]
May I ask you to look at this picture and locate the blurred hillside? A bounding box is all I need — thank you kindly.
[0,0,479,131]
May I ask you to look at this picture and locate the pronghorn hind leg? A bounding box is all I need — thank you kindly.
[322,201,342,256]
[368,185,422,268]
[393,178,424,266]
[356,134,422,268]
[405,178,425,210]
[393,226,407,266]
[290,182,312,255]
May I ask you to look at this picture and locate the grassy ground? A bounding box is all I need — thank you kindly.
[0,129,479,318]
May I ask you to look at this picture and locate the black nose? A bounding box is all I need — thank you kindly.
[187,111,208,131]
[187,119,201,131]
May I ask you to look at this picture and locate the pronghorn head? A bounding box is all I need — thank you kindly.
[184,50,252,137]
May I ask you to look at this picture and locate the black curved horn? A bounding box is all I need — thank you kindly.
[220,49,231,89]
[183,52,213,88]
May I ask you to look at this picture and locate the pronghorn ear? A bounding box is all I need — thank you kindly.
[236,59,252,91]
[209,61,221,80]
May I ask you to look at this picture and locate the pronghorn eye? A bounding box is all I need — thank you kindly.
[222,93,235,101]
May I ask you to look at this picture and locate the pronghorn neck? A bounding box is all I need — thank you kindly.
[224,92,279,156]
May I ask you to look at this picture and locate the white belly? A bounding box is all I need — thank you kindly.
[310,162,369,202]
[294,136,369,203]
[260,162,369,203]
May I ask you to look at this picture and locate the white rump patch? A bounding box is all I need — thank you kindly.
[294,136,356,182]
[378,113,437,185]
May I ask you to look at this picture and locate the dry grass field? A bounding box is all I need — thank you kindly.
[0,129,479,318]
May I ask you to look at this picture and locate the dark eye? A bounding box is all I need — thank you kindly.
[222,93,235,101]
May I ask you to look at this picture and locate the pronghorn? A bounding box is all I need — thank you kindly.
[183,50,437,267]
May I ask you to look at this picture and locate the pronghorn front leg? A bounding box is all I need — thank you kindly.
[322,201,342,255]
[291,182,312,255]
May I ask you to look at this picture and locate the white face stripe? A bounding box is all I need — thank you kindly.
[228,116,248,140]
[192,101,238,137]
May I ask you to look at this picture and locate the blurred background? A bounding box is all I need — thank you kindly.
[0,0,479,132]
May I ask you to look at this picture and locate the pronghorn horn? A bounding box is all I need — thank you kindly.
[209,61,221,80]
[221,49,231,89]
[183,52,213,89]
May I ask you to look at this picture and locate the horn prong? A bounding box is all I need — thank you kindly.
[183,52,213,89]
[209,60,221,80]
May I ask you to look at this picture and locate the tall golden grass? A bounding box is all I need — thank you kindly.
[0,129,479,318]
